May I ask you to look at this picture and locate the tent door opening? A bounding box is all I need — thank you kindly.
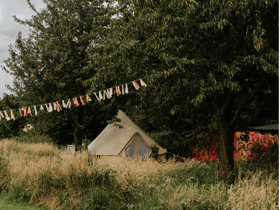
[125,135,150,158]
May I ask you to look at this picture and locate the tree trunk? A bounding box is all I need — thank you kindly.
[216,114,235,182]
[73,107,84,148]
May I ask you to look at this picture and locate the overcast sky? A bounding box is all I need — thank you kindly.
[0,0,46,98]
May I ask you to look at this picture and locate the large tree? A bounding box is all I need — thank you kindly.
[85,0,278,179]
[2,0,116,145]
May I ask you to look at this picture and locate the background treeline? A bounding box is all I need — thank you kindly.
[0,0,278,177]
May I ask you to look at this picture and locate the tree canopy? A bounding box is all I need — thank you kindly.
[2,0,117,145]
[1,0,278,179]
[84,0,278,178]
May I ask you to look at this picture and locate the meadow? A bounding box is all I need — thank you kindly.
[0,136,278,210]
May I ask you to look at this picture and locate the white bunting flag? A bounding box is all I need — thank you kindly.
[4,110,10,121]
[34,106,38,116]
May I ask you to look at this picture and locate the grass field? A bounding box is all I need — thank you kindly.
[0,137,278,209]
[0,193,51,210]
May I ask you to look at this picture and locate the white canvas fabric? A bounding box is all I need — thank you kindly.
[88,110,167,156]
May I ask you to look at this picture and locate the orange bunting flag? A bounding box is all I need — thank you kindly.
[24,107,28,116]
[80,96,85,105]
[73,97,79,106]
[116,86,121,96]
[86,95,92,103]
[56,101,62,112]
[140,79,147,87]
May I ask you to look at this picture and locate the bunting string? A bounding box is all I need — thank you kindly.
[0,78,147,121]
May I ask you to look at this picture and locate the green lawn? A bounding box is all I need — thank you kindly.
[0,193,51,210]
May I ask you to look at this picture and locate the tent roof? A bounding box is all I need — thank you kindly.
[88,110,167,156]
[251,124,279,131]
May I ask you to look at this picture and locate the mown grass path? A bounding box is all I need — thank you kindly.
[0,193,51,210]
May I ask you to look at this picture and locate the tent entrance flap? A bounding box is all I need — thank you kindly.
[125,135,150,158]
[126,139,136,158]
[139,138,150,157]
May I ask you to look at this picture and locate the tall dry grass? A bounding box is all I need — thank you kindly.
[227,171,278,209]
[0,139,278,209]
[97,156,204,191]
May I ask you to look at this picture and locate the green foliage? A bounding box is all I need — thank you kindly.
[1,0,278,180]
[84,0,278,177]
[2,0,117,145]
[150,144,159,153]
[75,184,124,210]
[0,95,25,139]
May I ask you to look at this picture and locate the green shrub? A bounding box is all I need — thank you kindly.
[75,184,124,210]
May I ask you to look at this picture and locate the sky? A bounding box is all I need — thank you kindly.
[0,0,46,98]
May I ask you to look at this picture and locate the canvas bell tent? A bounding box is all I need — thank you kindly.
[88,110,167,158]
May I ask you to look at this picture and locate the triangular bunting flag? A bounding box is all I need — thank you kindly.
[132,80,140,90]
[62,100,66,108]
[99,91,102,100]
[0,111,4,120]
[4,110,10,121]
[39,105,44,111]
[73,97,79,106]
[139,79,147,87]
[10,110,15,120]
[86,95,92,103]
[28,107,32,116]
[122,85,125,95]
[56,101,62,112]
[80,96,85,105]
[34,106,38,116]
[66,99,71,109]
[48,103,53,112]
[18,108,23,117]
[125,83,129,94]
[24,107,28,116]
[94,93,100,101]
[53,102,57,111]
[45,104,49,112]
[104,89,110,99]
[116,86,121,97]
